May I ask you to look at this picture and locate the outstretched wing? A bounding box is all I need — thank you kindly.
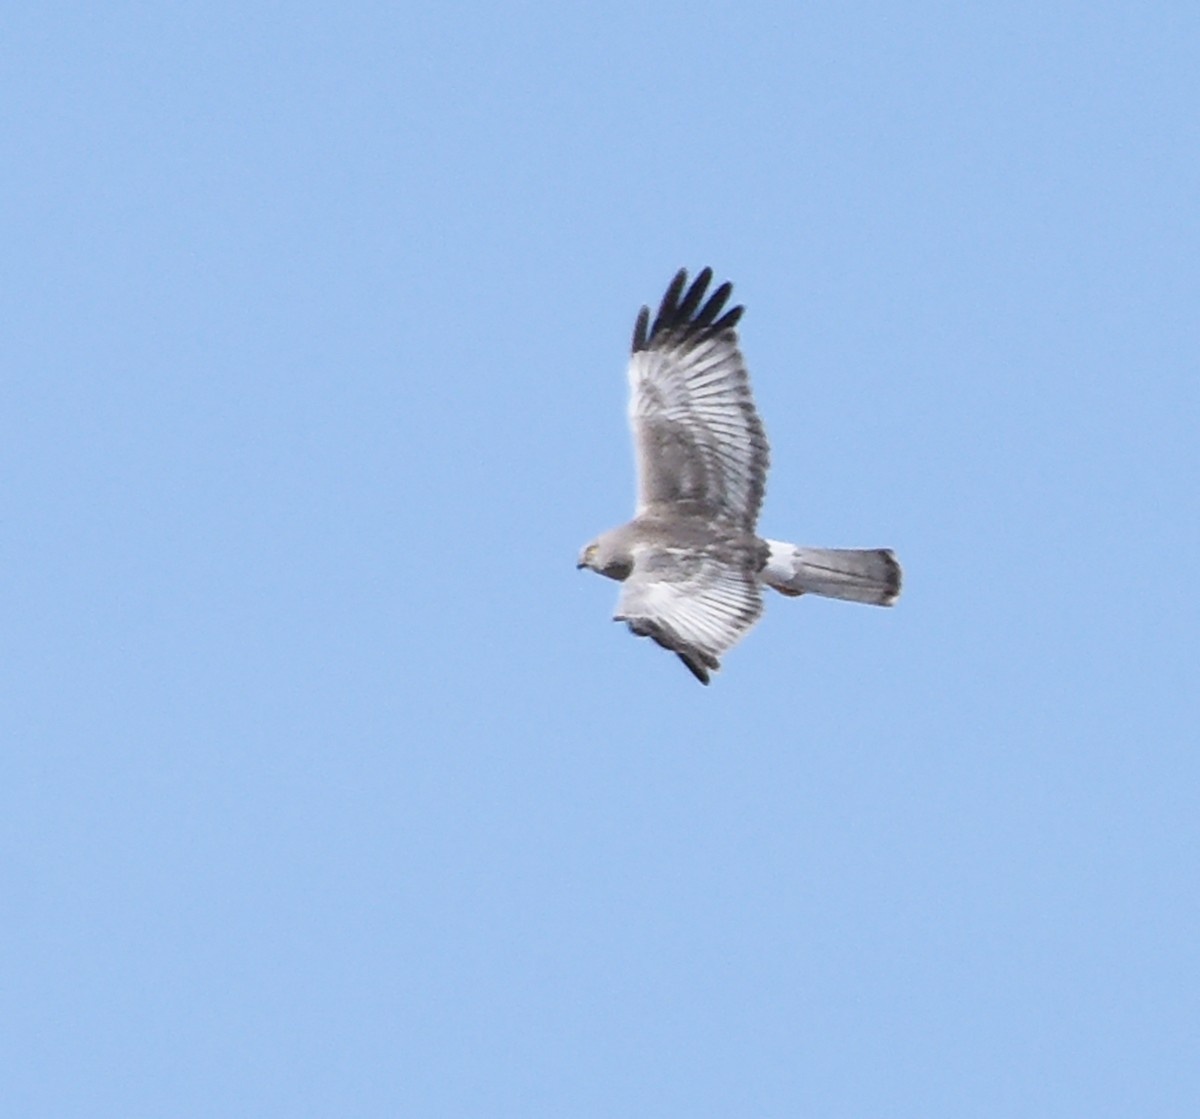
[628,268,770,531]
[614,543,764,684]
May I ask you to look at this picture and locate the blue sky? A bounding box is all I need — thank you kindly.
[4,3,1198,1115]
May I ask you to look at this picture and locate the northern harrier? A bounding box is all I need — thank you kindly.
[577,267,901,684]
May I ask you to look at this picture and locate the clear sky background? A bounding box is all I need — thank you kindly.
[4,3,1198,1116]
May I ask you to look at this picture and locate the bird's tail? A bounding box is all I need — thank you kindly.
[760,541,902,606]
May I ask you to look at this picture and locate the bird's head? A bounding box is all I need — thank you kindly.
[577,541,599,571]
[577,533,633,581]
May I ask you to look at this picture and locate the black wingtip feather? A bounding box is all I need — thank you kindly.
[710,305,744,333]
[632,306,649,351]
[693,280,732,328]
[675,267,713,322]
[677,652,712,685]
[623,614,718,684]
[651,269,689,339]
[632,267,743,354]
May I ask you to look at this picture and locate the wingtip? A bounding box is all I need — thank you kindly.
[679,652,712,684]
[638,267,742,351]
[632,306,650,352]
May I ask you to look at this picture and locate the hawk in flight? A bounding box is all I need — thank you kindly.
[577,267,901,683]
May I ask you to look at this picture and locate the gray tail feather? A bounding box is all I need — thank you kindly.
[761,542,902,606]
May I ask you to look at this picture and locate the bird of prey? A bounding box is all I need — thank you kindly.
[577,267,901,684]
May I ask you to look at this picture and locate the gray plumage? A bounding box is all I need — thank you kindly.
[578,268,901,683]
